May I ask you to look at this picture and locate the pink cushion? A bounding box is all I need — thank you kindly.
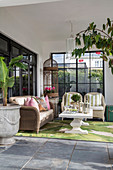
[45,95,50,110]
[28,98,39,111]
[24,97,31,106]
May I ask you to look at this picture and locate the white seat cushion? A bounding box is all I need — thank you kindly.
[40,109,53,121]
[90,106,104,111]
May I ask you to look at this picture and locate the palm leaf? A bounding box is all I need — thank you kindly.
[6,76,15,88]
[0,57,8,83]
[9,55,23,69]
[14,62,27,70]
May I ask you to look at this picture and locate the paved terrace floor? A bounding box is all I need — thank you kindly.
[0,136,113,170]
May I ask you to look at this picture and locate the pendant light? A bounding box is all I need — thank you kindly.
[66,21,75,59]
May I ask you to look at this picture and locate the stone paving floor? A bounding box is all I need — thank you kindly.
[0,136,113,170]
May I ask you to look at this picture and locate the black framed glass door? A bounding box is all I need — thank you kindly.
[52,51,104,99]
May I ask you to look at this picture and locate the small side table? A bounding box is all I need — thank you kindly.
[49,97,59,118]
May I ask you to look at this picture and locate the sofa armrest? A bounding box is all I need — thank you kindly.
[20,106,40,133]
[102,96,106,112]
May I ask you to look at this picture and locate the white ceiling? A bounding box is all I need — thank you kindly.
[0,0,62,7]
[0,0,113,42]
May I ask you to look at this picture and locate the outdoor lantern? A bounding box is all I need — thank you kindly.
[66,21,75,59]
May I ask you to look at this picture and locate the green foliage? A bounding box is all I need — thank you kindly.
[0,57,8,83]
[0,55,26,105]
[73,18,113,74]
[71,94,81,102]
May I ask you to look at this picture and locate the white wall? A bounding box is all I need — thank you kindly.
[42,40,66,61]
[105,61,113,105]
[0,7,43,96]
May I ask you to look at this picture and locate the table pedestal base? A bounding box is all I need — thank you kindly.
[65,119,88,134]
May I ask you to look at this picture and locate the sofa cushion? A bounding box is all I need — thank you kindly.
[87,94,102,106]
[9,96,31,105]
[24,97,31,106]
[40,109,53,122]
[35,96,48,111]
[29,98,39,111]
[45,95,50,110]
[90,106,104,111]
[38,103,47,112]
[65,93,74,106]
[15,97,27,105]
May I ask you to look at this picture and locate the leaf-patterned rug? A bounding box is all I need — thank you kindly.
[16,120,113,143]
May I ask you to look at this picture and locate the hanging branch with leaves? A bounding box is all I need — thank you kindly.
[72,18,113,74]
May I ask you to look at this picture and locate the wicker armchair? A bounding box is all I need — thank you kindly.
[61,92,83,112]
[84,92,106,121]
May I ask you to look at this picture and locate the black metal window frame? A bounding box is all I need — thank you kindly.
[0,33,37,100]
[51,51,105,99]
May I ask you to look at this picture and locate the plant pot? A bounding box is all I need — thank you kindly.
[46,93,59,98]
[71,102,78,109]
[0,104,20,145]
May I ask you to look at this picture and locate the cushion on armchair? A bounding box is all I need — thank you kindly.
[65,93,74,106]
[87,94,102,106]
[90,106,104,110]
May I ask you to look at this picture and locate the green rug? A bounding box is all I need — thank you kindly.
[16,120,113,143]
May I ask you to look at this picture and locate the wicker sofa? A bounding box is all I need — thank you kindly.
[9,96,54,133]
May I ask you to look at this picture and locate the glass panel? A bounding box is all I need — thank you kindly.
[30,55,33,62]
[65,83,76,92]
[23,52,29,60]
[22,62,28,95]
[0,38,8,52]
[91,84,103,93]
[79,53,90,68]
[91,52,103,67]
[53,54,64,63]
[65,63,76,68]
[65,54,76,64]
[58,70,64,83]
[12,67,20,96]
[30,65,33,95]
[78,68,89,83]
[58,64,64,68]
[78,84,90,96]
[12,46,19,56]
[91,69,103,83]
[59,84,65,98]
[65,69,76,83]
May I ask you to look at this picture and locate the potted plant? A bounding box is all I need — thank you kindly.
[71,94,81,103]
[44,87,58,98]
[71,94,81,109]
[0,55,26,144]
[72,18,113,74]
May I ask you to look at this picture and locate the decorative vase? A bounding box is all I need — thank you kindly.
[0,104,20,145]
[71,102,78,109]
